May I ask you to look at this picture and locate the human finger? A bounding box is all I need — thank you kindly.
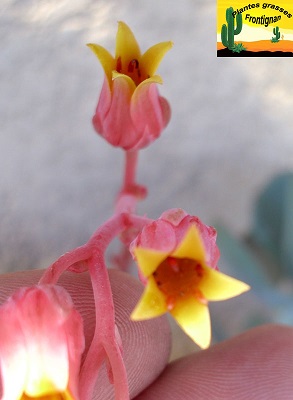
[0,268,172,399]
[135,324,293,400]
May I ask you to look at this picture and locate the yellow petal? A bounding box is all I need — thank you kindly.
[133,247,167,278]
[141,41,173,77]
[171,297,211,349]
[131,276,167,320]
[136,74,163,88]
[112,71,136,92]
[199,266,250,301]
[87,43,115,84]
[172,225,206,263]
[115,21,141,62]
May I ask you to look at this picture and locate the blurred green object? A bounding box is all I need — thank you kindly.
[216,225,270,290]
[213,174,293,339]
[252,172,293,279]
[215,224,293,339]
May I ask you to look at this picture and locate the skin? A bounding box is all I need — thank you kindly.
[0,269,292,400]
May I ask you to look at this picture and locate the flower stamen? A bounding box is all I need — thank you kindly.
[116,56,122,73]
[194,288,208,305]
[128,59,139,72]
[166,296,176,311]
[153,257,205,309]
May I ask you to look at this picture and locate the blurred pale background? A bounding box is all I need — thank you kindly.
[1,0,293,356]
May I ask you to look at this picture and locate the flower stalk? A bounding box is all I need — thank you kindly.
[38,212,152,400]
[0,21,251,400]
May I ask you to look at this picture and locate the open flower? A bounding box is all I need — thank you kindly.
[130,209,250,349]
[88,21,172,150]
[0,285,84,400]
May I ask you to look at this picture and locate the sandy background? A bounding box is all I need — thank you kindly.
[217,40,293,51]
[1,0,293,356]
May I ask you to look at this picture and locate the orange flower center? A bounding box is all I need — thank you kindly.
[153,257,207,310]
[116,56,147,86]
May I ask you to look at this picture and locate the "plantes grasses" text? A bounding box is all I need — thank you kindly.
[232,3,292,18]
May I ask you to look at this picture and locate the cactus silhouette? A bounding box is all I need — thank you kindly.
[221,7,243,50]
[271,26,280,43]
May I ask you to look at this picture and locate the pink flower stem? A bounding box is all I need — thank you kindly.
[124,150,138,191]
[114,150,148,269]
[87,213,151,247]
[115,150,147,215]
[39,244,91,285]
[38,213,152,400]
[79,214,133,400]
[79,253,128,400]
[39,214,151,285]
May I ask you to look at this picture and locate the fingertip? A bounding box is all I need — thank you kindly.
[135,324,293,400]
[0,269,172,399]
[106,269,172,398]
[61,269,172,398]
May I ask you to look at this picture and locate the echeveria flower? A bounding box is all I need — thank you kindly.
[88,21,172,150]
[130,209,250,349]
[0,285,84,400]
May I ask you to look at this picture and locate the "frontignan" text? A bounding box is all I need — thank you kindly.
[245,13,281,26]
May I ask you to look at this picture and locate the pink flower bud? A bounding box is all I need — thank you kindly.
[88,21,172,150]
[0,285,84,400]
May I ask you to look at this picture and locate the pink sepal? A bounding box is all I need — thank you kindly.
[92,77,171,151]
[93,76,138,149]
[92,78,111,134]
[131,219,177,255]
[130,82,171,150]
[130,208,220,271]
